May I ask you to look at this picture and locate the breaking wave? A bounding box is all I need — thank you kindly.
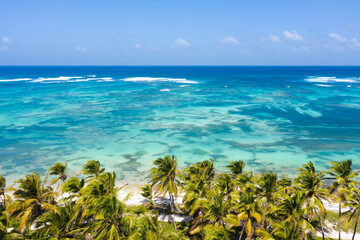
[305,76,360,84]
[121,77,198,84]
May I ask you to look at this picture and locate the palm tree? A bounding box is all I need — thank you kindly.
[6,173,57,232]
[81,160,105,180]
[256,172,281,230]
[203,224,230,240]
[182,159,215,215]
[190,190,231,235]
[48,161,68,190]
[226,160,245,178]
[129,210,187,240]
[276,190,315,240]
[326,159,360,240]
[141,184,154,209]
[224,189,262,240]
[84,194,133,239]
[0,175,6,205]
[35,201,82,239]
[80,172,118,205]
[296,161,331,240]
[150,155,181,229]
[277,174,292,194]
[61,176,85,200]
[341,182,360,240]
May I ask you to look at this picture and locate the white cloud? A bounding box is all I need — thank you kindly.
[134,44,142,49]
[329,33,347,42]
[175,38,191,47]
[269,34,281,43]
[283,30,304,41]
[218,36,240,45]
[2,37,11,43]
[127,31,134,36]
[75,46,87,52]
[350,38,360,47]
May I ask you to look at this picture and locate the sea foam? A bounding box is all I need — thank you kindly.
[0,78,32,82]
[305,76,359,83]
[122,77,198,84]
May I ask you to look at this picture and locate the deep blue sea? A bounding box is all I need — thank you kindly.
[1,66,360,184]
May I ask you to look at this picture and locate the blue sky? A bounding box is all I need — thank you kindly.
[0,0,359,65]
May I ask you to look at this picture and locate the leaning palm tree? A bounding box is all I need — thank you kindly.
[341,182,360,240]
[296,161,331,240]
[6,173,57,232]
[81,160,105,180]
[150,155,181,229]
[48,161,68,190]
[326,159,360,240]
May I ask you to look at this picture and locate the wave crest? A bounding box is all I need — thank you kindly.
[121,77,198,84]
[305,76,359,83]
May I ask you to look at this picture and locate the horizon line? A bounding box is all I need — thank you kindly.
[0,65,360,67]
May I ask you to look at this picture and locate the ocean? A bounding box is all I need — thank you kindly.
[0,66,359,184]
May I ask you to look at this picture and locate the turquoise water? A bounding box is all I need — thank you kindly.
[1,66,360,184]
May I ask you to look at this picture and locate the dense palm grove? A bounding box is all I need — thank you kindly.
[0,157,360,240]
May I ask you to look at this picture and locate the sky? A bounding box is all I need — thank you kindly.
[0,0,360,65]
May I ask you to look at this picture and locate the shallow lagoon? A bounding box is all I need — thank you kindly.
[1,66,360,184]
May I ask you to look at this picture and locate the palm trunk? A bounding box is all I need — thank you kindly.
[315,209,325,240]
[352,214,358,240]
[171,196,177,229]
[239,221,245,240]
[339,202,342,240]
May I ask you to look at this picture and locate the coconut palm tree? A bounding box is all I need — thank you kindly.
[62,176,85,198]
[81,160,105,180]
[0,175,7,206]
[150,155,181,229]
[48,161,68,190]
[182,159,215,215]
[35,201,83,239]
[6,173,57,232]
[84,193,133,239]
[277,174,292,194]
[255,172,282,230]
[341,182,360,240]
[224,188,262,240]
[276,190,315,240]
[203,224,230,240]
[296,161,331,240]
[129,210,187,240]
[141,184,154,209]
[326,159,360,240]
[226,160,245,178]
[190,190,231,235]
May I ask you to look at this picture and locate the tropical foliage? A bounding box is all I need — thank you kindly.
[0,157,359,239]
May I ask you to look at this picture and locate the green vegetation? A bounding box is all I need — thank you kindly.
[0,157,359,239]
